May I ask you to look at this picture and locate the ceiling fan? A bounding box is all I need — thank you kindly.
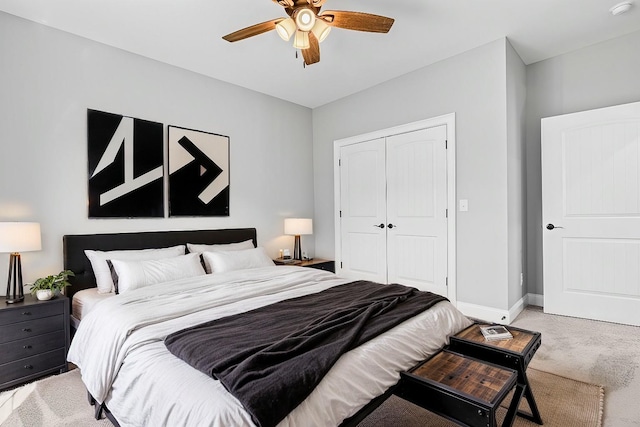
[222,0,395,66]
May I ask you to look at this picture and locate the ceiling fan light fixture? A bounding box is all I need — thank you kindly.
[311,18,331,43]
[275,17,296,41]
[295,8,316,32]
[293,30,310,49]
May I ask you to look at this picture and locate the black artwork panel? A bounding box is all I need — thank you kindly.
[168,126,230,217]
[88,109,164,218]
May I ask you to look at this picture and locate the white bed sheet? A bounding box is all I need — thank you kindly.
[72,288,114,322]
[68,266,471,427]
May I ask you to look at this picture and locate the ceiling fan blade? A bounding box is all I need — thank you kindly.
[302,32,320,65]
[320,11,394,33]
[222,19,282,42]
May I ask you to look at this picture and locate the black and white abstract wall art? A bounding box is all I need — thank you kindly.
[168,126,230,217]
[87,109,164,218]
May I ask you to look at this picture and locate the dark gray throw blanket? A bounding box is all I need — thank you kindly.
[164,281,447,427]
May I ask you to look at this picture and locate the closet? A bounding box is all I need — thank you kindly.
[334,120,453,299]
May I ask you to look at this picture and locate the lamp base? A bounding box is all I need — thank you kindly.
[293,235,302,261]
[5,253,24,304]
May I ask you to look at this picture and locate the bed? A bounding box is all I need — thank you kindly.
[64,228,471,427]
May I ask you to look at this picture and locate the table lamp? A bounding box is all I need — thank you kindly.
[284,218,313,261]
[0,222,42,304]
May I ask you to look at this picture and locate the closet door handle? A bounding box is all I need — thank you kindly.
[388,224,395,229]
[374,224,385,229]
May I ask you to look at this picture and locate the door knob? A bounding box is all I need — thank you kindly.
[388,224,395,229]
[374,223,385,229]
[546,223,564,230]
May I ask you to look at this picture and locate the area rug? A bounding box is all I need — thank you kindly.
[1,368,603,426]
[358,368,604,427]
[0,369,110,427]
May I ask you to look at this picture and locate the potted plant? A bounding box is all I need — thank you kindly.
[30,270,74,301]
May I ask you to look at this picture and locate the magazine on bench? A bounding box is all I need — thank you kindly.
[480,325,513,341]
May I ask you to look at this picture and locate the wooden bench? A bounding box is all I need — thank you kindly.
[449,324,543,424]
[395,349,523,427]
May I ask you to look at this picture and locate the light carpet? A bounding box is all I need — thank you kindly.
[511,306,640,426]
[1,366,602,426]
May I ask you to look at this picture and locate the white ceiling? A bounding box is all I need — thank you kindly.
[1,0,639,108]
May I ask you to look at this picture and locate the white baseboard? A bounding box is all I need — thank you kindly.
[457,294,541,324]
[526,293,543,307]
[456,301,511,324]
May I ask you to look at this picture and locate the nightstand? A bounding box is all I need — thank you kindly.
[273,258,335,273]
[0,295,70,391]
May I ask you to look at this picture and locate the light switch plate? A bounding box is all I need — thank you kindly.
[459,199,469,211]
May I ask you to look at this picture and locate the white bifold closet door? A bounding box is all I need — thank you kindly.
[339,137,387,283]
[338,126,448,297]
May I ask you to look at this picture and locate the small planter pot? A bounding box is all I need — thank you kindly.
[35,289,53,301]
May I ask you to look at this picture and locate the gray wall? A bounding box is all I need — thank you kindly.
[506,40,527,307]
[525,29,640,296]
[0,12,314,289]
[313,39,514,309]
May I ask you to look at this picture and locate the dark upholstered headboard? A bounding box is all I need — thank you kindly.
[63,228,257,304]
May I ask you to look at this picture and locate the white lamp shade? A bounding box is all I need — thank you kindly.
[311,18,331,43]
[0,222,42,253]
[293,30,310,49]
[284,218,313,236]
[275,18,296,41]
[295,8,316,32]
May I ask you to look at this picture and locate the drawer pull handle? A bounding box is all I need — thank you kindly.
[24,365,33,370]
[22,328,32,332]
[22,311,31,316]
[23,345,32,349]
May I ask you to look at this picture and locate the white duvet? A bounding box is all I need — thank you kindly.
[68,266,471,427]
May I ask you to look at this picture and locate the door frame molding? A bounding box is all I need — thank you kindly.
[333,113,457,305]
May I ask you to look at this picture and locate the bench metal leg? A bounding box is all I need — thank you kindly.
[516,374,544,424]
[501,384,525,427]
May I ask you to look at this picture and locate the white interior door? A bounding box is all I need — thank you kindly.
[542,101,640,326]
[339,138,387,282]
[387,126,448,295]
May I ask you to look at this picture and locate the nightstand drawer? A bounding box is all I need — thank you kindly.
[0,302,62,326]
[0,331,66,365]
[0,349,66,386]
[2,315,64,343]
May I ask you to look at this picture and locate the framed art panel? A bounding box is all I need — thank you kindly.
[168,126,230,217]
[87,109,164,218]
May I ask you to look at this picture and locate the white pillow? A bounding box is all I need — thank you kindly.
[85,245,186,294]
[187,239,254,254]
[201,247,274,273]
[187,239,255,273]
[110,253,205,294]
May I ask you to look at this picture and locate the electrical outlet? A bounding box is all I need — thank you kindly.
[520,273,524,287]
